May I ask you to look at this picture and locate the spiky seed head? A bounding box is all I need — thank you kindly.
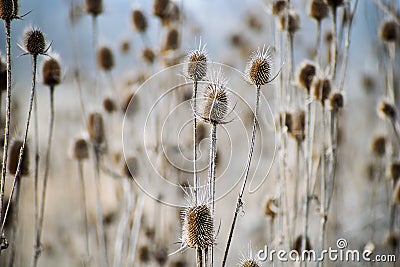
[182,204,214,250]
[164,28,179,51]
[330,92,344,110]
[186,47,207,81]
[311,78,331,103]
[393,179,400,204]
[73,138,89,160]
[323,0,344,8]
[23,28,46,56]
[138,245,150,263]
[297,61,316,92]
[103,97,116,113]
[123,156,138,178]
[292,235,312,253]
[291,110,305,142]
[0,0,18,20]
[88,112,105,146]
[97,46,114,71]
[153,0,169,18]
[132,9,147,32]
[309,0,328,21]
[391,162,400,182]
[42,57,61,87]
[371,136,386,157]
[280,10,300,34]
[378,101,396,120]
[142,48,155,64]
[85,0,103,16]
[380,20,399,42]
[9,139,29,176]
[246,46,272,86]
[240,260,260,267]
[272,0,287,15]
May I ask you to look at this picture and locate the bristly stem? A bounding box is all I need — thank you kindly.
[0,20,12,244]
[77,160,90,267]
[222,85,261,267]
[193,80,199,205]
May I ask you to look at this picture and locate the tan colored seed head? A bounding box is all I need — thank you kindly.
[142,48,155,64]
[241,260,260,267]
[24,28,46,56]
[380,20,399,42]
[297,61,316,93]
[371,136,386,157]
[42,57,61,87]
[330,92,344,111]
[311,78,331,103]
[246,46,272,86]
[132,9,147,32]
[163,28,179,51]
[187,49,207,81]
[272,0,287,15]
[182,204,214,250]
[280,10,300,34]
[88,112,105,146]
[378,101,396,120]
[73,138,89,160]
[103,97,116,113]
[309,0,328,21]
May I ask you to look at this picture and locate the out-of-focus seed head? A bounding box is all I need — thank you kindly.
[186,44,207,81]
[97,46,114,72]
[390,162,400,183]
[292,235,312,253]
[138,245,150,263]
[120,40,130,54]
[163,28,179,51]
[324,30,333,44]
[9,139,29,176]
[122,92,139,116]
[182,204,214,250]
[142,48,156,64]
[42,57,61,87]
[393,179,400,204]
[153,0,169,18]
[323,0,344,8]
[371,136,386,157]
[246,14,263,32]
[309,0,328,21]
[362,74,376,93]
[123,156,138,178]
[85,0,103,17]
[330,92,344,111]
[378,101,396,120]
[23,28,46,56]
[132,9,147,32]
[245,46,273,86]
[380,20,399,42]
[386,232,400,249]
[280,10,300,34]
[88,112,105,147]
[0,0,18,20]
[311,78,331,104]
[297,61,316,93]
[103,97,116,113]
[272,0,287,15]
[291,110,305,142]
[73,138,89,161]
[170,260,188,267]
[264,197,278,218]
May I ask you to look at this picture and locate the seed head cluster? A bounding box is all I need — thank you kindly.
[246,46,272,86]
[311,77,331,103]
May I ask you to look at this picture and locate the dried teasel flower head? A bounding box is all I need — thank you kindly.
[371,136,386,157]
[323,0,344,8]
[380,20,399,42]
[138,245,150,263]
[88,112,105,147]
[197,69,232,125]
[103,97,116,113]
[132,9,147,32]
[0,0,18,21]
[153,0,169,19]
[163,28,179,51]
[309,0,328,21]
[142,47,156,64]
[378,101,397,120]
[272,0,287,15]
[186,41,208,81]
[311,77,331,104]
[239,246,261,267]
[23,28,47,56]
[85,0,102,16]
[42,55,61,87]
[390,162,400,183]
[245,46,273,86]
[9,139,29,176]
[291,110,305,142]
[393,179,400,204]
[297,61,316,93]
[97,46,114,71]
[330,92,344,111]
[73,138,89,160]
[280,10,300,34]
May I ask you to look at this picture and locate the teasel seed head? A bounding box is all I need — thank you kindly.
[297,61,316,93]
[186,44,208,81]
[97,46,114,72]
[272,0,287,15]
[264,197,278,218]
[0,0,18,21]
[393,179,400,204]
[73,138,89,161]
[9,139,29,176]
[182,204,214,250]
[240,260,260,267]
[280,10,300,34]
[142,47,155,64]
[85,0,102,16]
[380,20,399,42]
[42,57,61,87]
[138,245,150,263]
[323,0,344,8]
[371,136,386,157]
[23,28,46,56]
[132,9,147,32]
[291,110,305,142]
[123,156,138,178]
[311,77,331,104]
[153,0,169,19]
[88,112,105,147]
[245,46,273,86]
[103,97,116,113]
[390,162,400,183]
[330,92,344,111]
[163,28,179,51]
[378,101,397,120]
[292,235,312,253]
[309,0,328,21]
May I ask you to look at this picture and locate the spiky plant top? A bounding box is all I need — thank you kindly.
[23,28,46,56]
[245,46,273,87]
[42,56,61,87]
[297,60,316,93]
[0,0,18,20]
[186,42,208,81]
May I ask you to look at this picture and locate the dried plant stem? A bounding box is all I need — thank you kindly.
[207,122,217,266]
[204,248,209,267]
[292,141,301,238]
[7,177,21,267]
[326,110,338,214]
[92,16,99,98]
[77,160,90,266]
[222,85,261,267]
[193,80,199,204]
[386,43,396,102]
[197,248,203,267]
[0,20,12,242]
[315,21,322,65]
[127,194,144,266]
[32,85,39,264]
[330,7,338,80]
[1,56,37,239]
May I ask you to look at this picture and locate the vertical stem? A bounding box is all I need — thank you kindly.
[7,177,20,267]
[78,160,90,266]
[193,80,198,204]
[127,194,144,266]
[292,141,301,239]
[331,7,338,80]
[207,123,217,266]
[315,21,321,65]
[92,16,99,99]
[197,248,203,267]
[0,20,12,241]
[222,85,261,267]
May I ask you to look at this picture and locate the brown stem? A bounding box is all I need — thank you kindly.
[78,160,90,266]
